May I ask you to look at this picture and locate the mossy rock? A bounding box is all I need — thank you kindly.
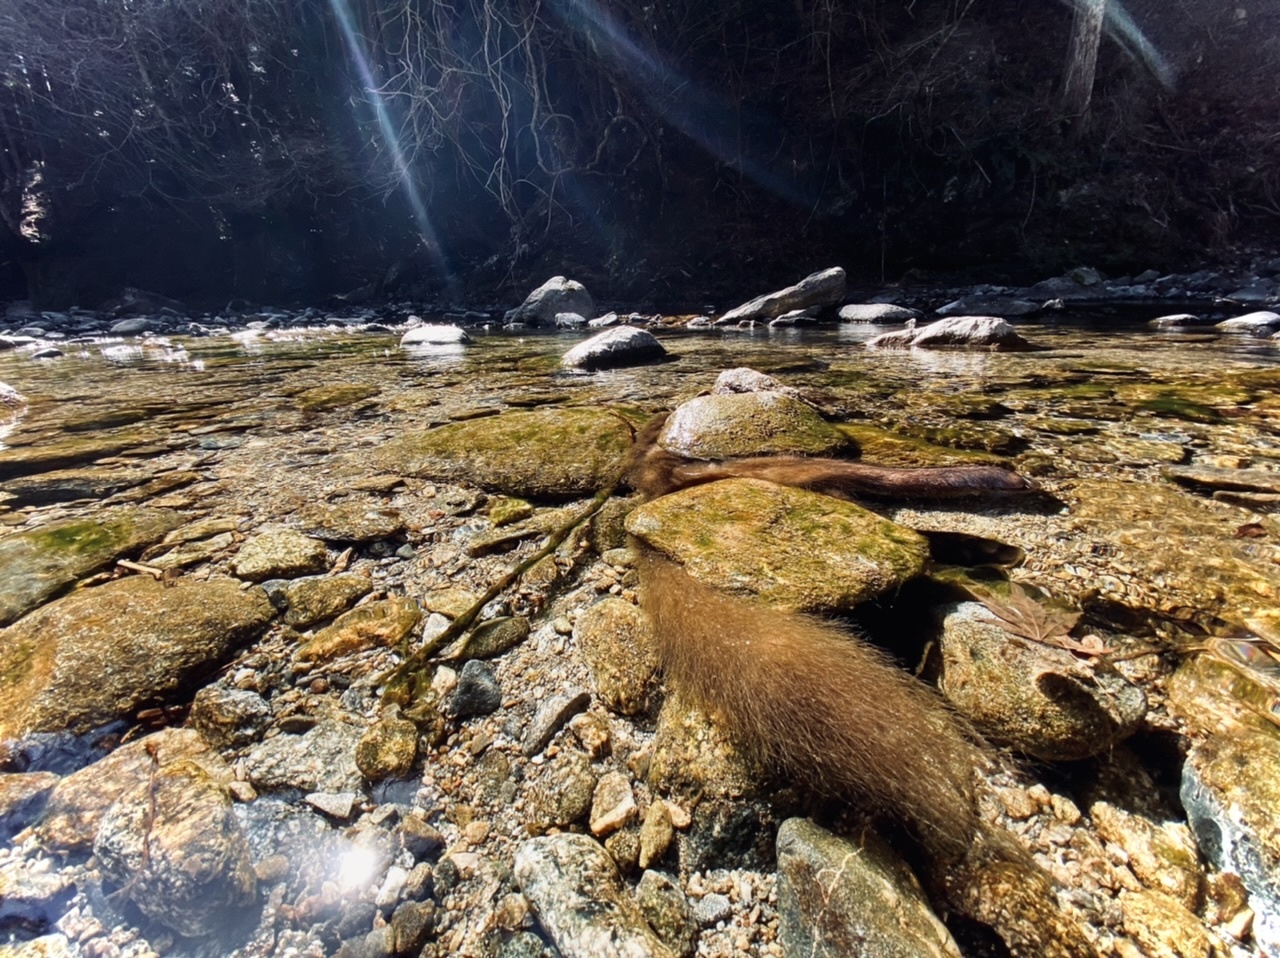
[834,423,1007,468]
[373,408,635,498]
[0,508,184,627]
[294,383,380,412]
[0,428,163,480]
[659,392,849,460]
[626,478,928,614]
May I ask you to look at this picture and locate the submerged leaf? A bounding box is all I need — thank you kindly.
[979,584,1110,656]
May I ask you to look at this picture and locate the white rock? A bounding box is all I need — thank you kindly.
[1217,310,1280,332]
[399,324,471,346]
[838,303,919,323]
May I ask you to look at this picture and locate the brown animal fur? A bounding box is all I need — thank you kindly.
[625,412,1035,502]
[622,412,1037,859]
[625,412,1093,954]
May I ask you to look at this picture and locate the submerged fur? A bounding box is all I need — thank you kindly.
[638,550,987,860]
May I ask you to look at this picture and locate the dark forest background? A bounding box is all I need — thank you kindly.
[2,0,1278,310]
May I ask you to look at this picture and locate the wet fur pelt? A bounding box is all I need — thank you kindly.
[622,412,1036,859]
[626,412,1036,503]
[625,413,1095,956]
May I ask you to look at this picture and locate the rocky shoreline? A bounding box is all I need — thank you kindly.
[0,269,1279,958]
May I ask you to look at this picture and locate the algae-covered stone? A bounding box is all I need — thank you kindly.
[658,392,849,460]
[529,749,597,831]
[574,598,660,716]
[648,693,763,802]
[355,717,419,782]
[283,572,372,628]
[295,596,422,663]
[1118,890,1225,958]
[1090,802,1203,910]
[293,383,380,411]
[0,577,274,739]
[626,479,928,614]
[938,601,1146,760]
[373,408,634,498]
[0,508,183,626]
[776,818,961,958]
[232,528,329,581]
[834,423,1007,468]
[2,466,151,506]
[0,428,162,480]
[293,498,405,542]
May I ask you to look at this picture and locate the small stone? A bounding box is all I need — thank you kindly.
[463,616,531,658]
[188,686,272,749]
[529,750,597,831]
[638,801,675,869]
[574,599,660,716]
[692,892,732,926]
[635,870,697,957]
[296,596,422,663]
[375,865,410,909]
[390,899,436,954]
[568,712,612,759]
[245,720,364,793]
[523,689,592,756]
[399,816,445,860]
[463,820,491,845]
[232,528,329,581]
[445,660,502,718]
[355,718,419,782]
[283,573,373,627]
[305,791,360,820]
[514,833,677,957]
[589,772,637,837]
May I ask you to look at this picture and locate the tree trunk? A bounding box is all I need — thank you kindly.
[1061,0,1107,117]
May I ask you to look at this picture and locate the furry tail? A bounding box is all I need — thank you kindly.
[637,549,989,861]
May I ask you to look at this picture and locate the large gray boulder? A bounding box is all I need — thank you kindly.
[868,316,1038,351]
[562,326,666,370]
[719,267,845,323]
[506,276,596,327]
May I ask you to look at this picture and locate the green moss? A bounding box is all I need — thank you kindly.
[1135,395,1222,424]
[294,383,380,411]
[833,423,1006,467]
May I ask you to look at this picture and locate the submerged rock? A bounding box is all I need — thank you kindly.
[0,466,151,506]
[776,818,961,958]
[514,833,677,958]
[658,392,849,460]
[562,326,666,370]
[245,720,365,794]
[868,316,1038,351]
[95,759,257,937]
[0,508,183,627]
[574,598,661,716]
[0,577,274,740]
[626,478,929,614]
[506,276,596,327]
[37,728,227,851]
[294,596,422,664]
[937,601,1146,760]
[373,407,635,498]
[719,267,846,323]
[232,527,329,581]
[935,296,1039,317]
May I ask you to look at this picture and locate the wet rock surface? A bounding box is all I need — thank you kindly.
[657,390,848,459]
[0,576,275,738]
[627,478,929,613]
[776,818,961,958]
[0,297,1276,957]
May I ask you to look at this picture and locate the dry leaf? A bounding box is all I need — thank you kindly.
[979,585,1111,657]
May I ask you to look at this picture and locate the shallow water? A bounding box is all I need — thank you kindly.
[2,319,1279,956]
